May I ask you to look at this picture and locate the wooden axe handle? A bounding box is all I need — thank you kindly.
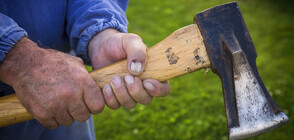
[0,24,210,127]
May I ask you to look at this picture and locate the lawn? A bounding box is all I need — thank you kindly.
[93,0,294,139]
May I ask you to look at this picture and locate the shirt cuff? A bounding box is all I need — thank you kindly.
[0,26,27,63]
[76,20,128,65]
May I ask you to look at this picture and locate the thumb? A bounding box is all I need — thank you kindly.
[122,34,147,76]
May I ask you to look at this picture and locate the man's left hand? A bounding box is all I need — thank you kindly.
[88,29,170,110]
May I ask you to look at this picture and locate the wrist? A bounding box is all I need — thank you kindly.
[0,37,44,86]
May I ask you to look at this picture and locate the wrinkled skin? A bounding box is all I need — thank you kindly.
[89,29,170,110]
[0,38,105,129]
[0,29,170,129]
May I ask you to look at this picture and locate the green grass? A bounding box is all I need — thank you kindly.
[93,0,294,139]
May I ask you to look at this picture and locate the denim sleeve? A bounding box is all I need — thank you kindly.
[0,13,27,63]
[66,0,129,64]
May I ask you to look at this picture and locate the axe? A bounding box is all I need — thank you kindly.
[0,2,289,139]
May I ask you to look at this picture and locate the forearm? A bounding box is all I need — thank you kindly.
[0,13,29,86]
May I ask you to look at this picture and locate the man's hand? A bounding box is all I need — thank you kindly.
[0,37,105,129]
[89,29,170,110]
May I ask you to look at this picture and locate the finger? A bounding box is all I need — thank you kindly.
[110,75,137,109]
[43,85,75,126]
[68,101,90,122]
[16,90,59,129]
[67,90,91,122]
[143,80,170,97]
[46,99,74,127]
[53,109,74,127]
[124,75,152,105]
[122,34,147,75]
[67,67,91,122]
[32,105,59,129]
[83,75,105,114]
[102,85,121,110]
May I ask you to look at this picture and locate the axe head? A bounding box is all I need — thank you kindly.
[194,2,289,139]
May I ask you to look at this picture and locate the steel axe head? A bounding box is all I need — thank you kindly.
[194,2,289,139]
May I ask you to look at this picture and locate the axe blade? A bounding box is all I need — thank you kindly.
[194,2,289,139]
[228,37,288,139]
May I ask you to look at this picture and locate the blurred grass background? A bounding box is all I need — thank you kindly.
[93,0,294,139]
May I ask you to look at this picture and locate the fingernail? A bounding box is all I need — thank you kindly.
[143,81,155,91]
[124,75,134,85]
[112,76,121,87]
[103,85,112,97]
[131,60,142,74]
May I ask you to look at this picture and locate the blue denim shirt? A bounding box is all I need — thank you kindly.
[0,0,129,139]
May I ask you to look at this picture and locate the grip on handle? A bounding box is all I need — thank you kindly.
[0,24,210,127]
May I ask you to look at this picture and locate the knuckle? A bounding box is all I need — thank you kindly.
[48,126,58,130]
[151,87,170,97]
[126,33,142,41]
[56,114,74,127]
[69,104,90,122]
[47,101,58,111]
[108,104,120,110]
[141,97,152,105]
[103,95,120,110]
[103,94,113,103]
[87,80,99,91]
[148,90,159,97]
[91,101,105,114]
[35,112,51,121]
[124,102,136,110]
[71,68,88,81]
[127,82,141,97]
[59,87,74,99]
[77,113,90,122]
[161,87,170,97]
[62,119,74,127]
[35,112,58,129]
[45,123,59,130]
[76,57,84,64]
[154,93,162,97]
[72,72,86,81]
[128,88,140,98]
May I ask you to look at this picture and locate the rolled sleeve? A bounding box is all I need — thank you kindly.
[67,0,129,64]
[0,13,27,63]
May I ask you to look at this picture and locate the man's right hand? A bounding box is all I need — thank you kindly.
[0,37,105,129]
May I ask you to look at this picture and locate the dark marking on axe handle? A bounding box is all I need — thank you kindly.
[186,39,192,44]
[193,48,206,65]
[196,61,206,66]
[195,55,200,60]
[186,67,192,73]
[165,47,179,65]
[193,48,200,54]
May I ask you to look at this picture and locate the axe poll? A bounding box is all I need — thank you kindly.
[0,2,289,139]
